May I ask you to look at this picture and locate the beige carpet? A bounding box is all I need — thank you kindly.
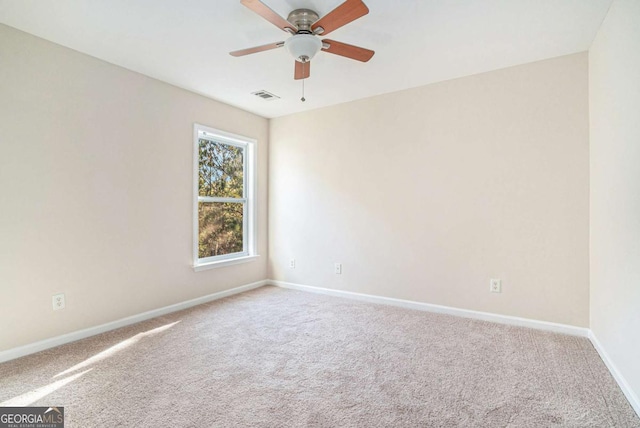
[1,286,638,427]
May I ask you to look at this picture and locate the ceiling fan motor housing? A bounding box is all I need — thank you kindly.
[286,9,319,32]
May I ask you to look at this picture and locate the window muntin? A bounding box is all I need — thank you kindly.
[194,125,256,268]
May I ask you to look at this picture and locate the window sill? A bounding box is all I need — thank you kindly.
[193,255,260,272]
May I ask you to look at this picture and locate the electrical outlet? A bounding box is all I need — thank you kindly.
[334,263,342,275]
[490,279,502,293]
[52,293,65,310]
[289,259,296,269]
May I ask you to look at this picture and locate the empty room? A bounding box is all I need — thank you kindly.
[1,0,639,426]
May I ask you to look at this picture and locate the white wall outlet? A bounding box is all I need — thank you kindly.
[289,258,296,269]
[334,263,342,274]
[490,279,502,293]
[52,293,66,310]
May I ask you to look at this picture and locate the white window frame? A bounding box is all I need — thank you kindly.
[193,124,258,271]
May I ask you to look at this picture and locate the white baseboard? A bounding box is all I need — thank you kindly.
[589,331,640,417]
[269,280,590,337]
[0,280,268,364]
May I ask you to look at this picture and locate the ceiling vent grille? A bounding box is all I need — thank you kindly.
[251,90,280,101]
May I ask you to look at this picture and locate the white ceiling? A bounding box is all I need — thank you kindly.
[0,0,611,118]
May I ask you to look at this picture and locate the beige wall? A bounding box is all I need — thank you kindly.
[0,21,594,353]
[0,25,269,351]
[589,0,640,409]
[270,53,590,327]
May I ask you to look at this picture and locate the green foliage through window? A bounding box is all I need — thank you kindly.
[198,202,243,258]
[199,139,243,198]
[198,138,245,258]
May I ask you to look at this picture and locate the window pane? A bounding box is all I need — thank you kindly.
[198,202,244,258]
[198,139,244,198]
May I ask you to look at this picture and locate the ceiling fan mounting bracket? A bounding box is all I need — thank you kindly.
[286,9,319,32]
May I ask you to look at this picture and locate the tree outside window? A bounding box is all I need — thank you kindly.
[194,125,256,268]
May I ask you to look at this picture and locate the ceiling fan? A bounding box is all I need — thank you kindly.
[230,0,375,81]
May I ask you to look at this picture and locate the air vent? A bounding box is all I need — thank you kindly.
[251,90,280,101]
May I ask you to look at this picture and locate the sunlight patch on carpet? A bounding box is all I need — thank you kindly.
[1,369,92,407]
[53,321,180,378]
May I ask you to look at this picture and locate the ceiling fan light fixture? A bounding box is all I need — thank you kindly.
[285,34,322,63]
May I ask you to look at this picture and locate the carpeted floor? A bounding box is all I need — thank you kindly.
[1,286,638,427]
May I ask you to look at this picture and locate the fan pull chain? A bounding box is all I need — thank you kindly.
[301,78,306,102]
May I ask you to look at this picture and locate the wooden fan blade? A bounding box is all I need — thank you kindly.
[321,39,374,62]
[240,0,296,33]
[294,61,310,80]
[311,0,369,36]
[230,41,284,57]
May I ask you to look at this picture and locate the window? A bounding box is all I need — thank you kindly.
[193,124,257,270]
